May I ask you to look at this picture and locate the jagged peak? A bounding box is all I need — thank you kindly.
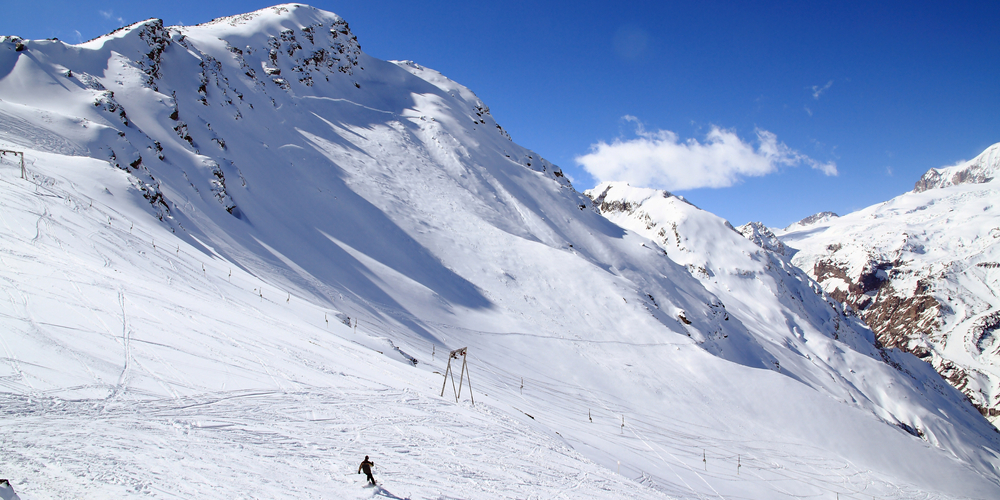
[584,182,697,219]
[77,4,356,55]
[913,142,1000,193]
[585,181,672,204]
[737,222,786,256]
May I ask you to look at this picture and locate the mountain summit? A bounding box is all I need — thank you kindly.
[914,142,1000,192]
[1,5,999,498]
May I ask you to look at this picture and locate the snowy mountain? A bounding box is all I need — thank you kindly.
[914,144,1000,192]
[781,210,840,232]
[778,142,1000,428]
[583,181,975,423]
[1,5,999,498]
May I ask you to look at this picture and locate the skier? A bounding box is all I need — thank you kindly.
[0,479,21,500]
[358,455,376,485]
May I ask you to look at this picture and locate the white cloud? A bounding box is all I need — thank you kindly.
[575,120,837,191]
[811,80,833,99]
[100,9,125,26]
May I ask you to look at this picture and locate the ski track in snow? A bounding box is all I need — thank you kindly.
[0,383,974,500]
[0,389,666,500]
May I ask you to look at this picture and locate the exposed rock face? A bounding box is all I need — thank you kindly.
[812,256,942,355]
[803,247,1000,422]
[790,211,839,229]
[914,143,1000,192]
[779,142,1000,425]
[737,221,787,256]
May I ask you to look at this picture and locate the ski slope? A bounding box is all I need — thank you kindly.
[1,4,999,499]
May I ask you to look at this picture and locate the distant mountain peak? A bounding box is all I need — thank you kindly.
[198,4,323,25]
[913,142,1000,192]
[737,221,786,256]
[782,211,839,232]
[584,181,689,212]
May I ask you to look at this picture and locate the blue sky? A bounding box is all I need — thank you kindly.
[5,1,999,227]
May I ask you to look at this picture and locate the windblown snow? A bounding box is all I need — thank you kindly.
[1,4,998,499]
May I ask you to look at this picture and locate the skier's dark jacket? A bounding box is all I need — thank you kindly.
[359,458,374,475]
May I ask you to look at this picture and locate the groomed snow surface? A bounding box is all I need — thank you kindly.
[1,4,999,499]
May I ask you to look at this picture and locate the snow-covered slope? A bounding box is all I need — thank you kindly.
[583,181,988,433]
[1,5,999,498]
[779,142,1000,426]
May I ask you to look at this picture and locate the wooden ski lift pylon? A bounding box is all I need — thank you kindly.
[440,347,474,405]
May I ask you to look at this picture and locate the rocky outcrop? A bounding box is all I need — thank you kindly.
[737,222,786,256]
[796,211,838,227]
[812,258,942,349]
[814,256,1000,421]
[914,143,1000,192]
[798,249,998,422]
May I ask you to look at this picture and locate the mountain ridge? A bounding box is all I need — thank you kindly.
[914,142,1000,192]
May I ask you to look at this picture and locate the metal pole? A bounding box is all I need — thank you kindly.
[440,356,452,398]
[441,347,472,404]
[464,355,474,405]
[457,349,466,400]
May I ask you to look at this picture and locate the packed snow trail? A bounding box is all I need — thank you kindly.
[0,390,670,499]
